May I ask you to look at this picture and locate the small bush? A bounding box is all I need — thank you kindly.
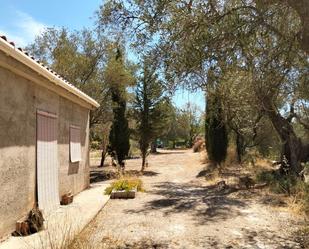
[256,170,296,194]
[104,178,144,195]
[256,170,309,215]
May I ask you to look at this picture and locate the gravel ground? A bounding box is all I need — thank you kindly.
[75,149,304,249]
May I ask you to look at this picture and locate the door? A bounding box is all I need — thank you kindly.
[36,110,59,212]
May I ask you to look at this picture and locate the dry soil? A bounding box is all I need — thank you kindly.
[75,149,305,249]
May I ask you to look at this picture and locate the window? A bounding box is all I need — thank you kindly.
[70,125,81,162]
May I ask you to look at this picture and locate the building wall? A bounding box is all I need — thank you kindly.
[0,62,90,238]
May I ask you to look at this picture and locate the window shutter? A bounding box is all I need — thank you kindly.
[70,125,81,162]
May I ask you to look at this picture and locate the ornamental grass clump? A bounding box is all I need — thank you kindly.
[104,178,143,195]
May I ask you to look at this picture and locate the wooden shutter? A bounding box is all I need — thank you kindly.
[70,125,81,163]
[37,110,60,212]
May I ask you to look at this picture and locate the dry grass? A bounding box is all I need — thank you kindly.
[286,196,306,216]
[24,216,82,249]
[254,162,309,216]
[201,148,309,217]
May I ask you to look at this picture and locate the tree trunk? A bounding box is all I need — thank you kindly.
[279,134,304,175]
[264,101,306,175]
[141,152,146,172]
[236,133,245,164]
[99,150,107,167]
[150,141,157,153]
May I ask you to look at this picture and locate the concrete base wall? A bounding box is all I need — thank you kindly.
[0,63,90,238]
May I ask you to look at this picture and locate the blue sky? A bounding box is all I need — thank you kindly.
[0,0,100,45]
[0,0,205,109]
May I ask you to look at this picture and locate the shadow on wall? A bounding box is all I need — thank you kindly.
[68,162,79,175]
[0,105,87,150]
[124,181,247,225]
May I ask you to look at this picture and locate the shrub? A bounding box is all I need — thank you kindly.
[104,178,144,195]
[205,94,228,165]
[256,170,296,194]
[256,170,309,215]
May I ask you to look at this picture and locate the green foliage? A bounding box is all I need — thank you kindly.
[106,47,133,165]
[103,45,136,95]
[128,139,140,158]
[256,170,309,214]
[27,27,114,167]
[133,56,173,169]
[165,102,203,147]
[90,141,101,150]
[104,178,144,195]
[255,119,281,159]
[27,27,112,127]
[109,92,130,164]
[98,0,309,174]
[205,94,228,165]
[256,170,296,194]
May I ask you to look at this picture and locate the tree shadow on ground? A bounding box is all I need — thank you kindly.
[150,151,186,156]
[196,164,244,178]
[258,194,287,207]
[233,228,301,248]
[196,168,215,178]
[90,169,159,183]
[125,181,248,224]
[95,236,169,249]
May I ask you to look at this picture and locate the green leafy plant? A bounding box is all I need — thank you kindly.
[205,94,228,166]
[104,178,144,195]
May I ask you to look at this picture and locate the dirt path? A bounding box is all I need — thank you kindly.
[77,150,303,249]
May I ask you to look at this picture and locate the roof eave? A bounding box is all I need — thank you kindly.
[0,37,100,108]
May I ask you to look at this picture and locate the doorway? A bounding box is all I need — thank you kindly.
[36,110,60,212]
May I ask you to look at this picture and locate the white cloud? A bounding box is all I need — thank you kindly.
[0,10,47,47]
